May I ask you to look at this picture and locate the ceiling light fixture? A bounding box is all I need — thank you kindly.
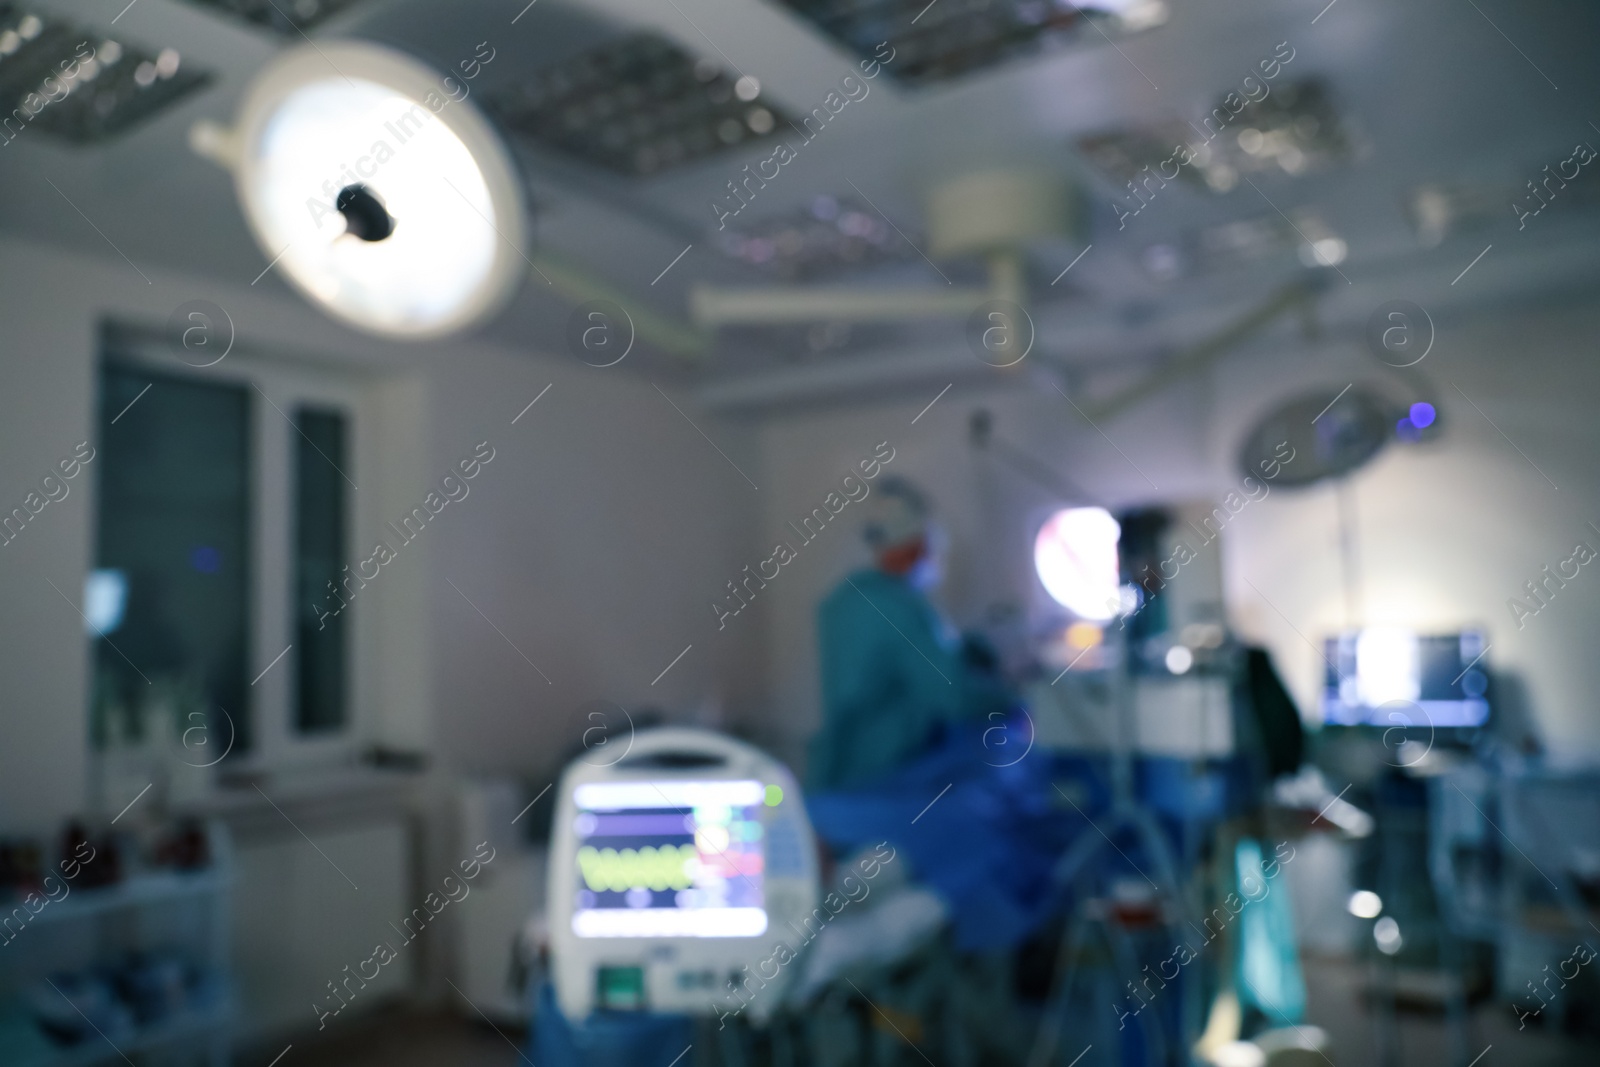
[192,40,527,339]
[485,33,791,177]
[775,0,1166,85]
[1081,81,1354,198]
[714,194,916,280]
[175,0,369,36]
[0,4,209,144]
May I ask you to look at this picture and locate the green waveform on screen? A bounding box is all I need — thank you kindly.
[577,844,697,893]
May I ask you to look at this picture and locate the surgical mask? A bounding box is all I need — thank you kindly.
[907,523,947,592]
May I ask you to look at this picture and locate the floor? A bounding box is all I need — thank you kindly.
[254,958,1600,1067]
[1301,954,1597,1067]
[271,1008,527,1067]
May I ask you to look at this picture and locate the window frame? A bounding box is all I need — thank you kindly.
[98,338,379,774]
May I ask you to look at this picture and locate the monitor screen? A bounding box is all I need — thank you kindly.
[570,780,767,938]
[1322,628,1489,728]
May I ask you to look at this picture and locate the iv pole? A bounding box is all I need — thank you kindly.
[969,412,1195,1066]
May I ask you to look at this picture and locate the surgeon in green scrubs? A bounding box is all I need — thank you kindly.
[808,478,1014,789]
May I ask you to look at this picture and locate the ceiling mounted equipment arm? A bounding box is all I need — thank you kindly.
[688,171,1076,328]
[689,250,1023,326]
[969,408,1098,505]
[1075,278,1322,424]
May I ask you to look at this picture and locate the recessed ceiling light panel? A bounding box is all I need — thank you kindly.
[178,0,368,36]
[0,4,209,143]
[1079,80,1354,196]
[486,32,791,176]
[774,0,1165,85]
[224,40,527,338]
[714,195,918,280]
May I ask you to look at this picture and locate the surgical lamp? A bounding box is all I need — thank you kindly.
[191,40,527,339]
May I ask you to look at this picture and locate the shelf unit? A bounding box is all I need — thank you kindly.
[23,870,228,928]
[0,821,235,1067]
[33,1001,236,1067]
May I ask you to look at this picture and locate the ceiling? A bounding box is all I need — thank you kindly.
[4,0,1598,411]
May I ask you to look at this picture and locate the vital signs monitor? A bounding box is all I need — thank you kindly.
[546,728,820,1021]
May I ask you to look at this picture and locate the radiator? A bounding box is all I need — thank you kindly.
[232,815,412,1043]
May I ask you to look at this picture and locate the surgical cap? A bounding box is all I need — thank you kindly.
[862,476,930,550]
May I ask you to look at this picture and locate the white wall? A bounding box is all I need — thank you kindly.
[422,341,765,780]
[0,242,98,830]
[1219,303,1600,759]
[741,298,1600,772]
[0,235,762,831]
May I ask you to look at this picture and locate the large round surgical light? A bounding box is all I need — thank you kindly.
[1034,507,1121,621]
[226,41,526,338]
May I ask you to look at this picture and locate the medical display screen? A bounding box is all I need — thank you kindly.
[1322,629,1489,728]
[570,780,767,938]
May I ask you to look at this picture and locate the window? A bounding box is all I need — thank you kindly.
[93,335,368,771]
[94,365,253,749]
[293,408,349,734]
